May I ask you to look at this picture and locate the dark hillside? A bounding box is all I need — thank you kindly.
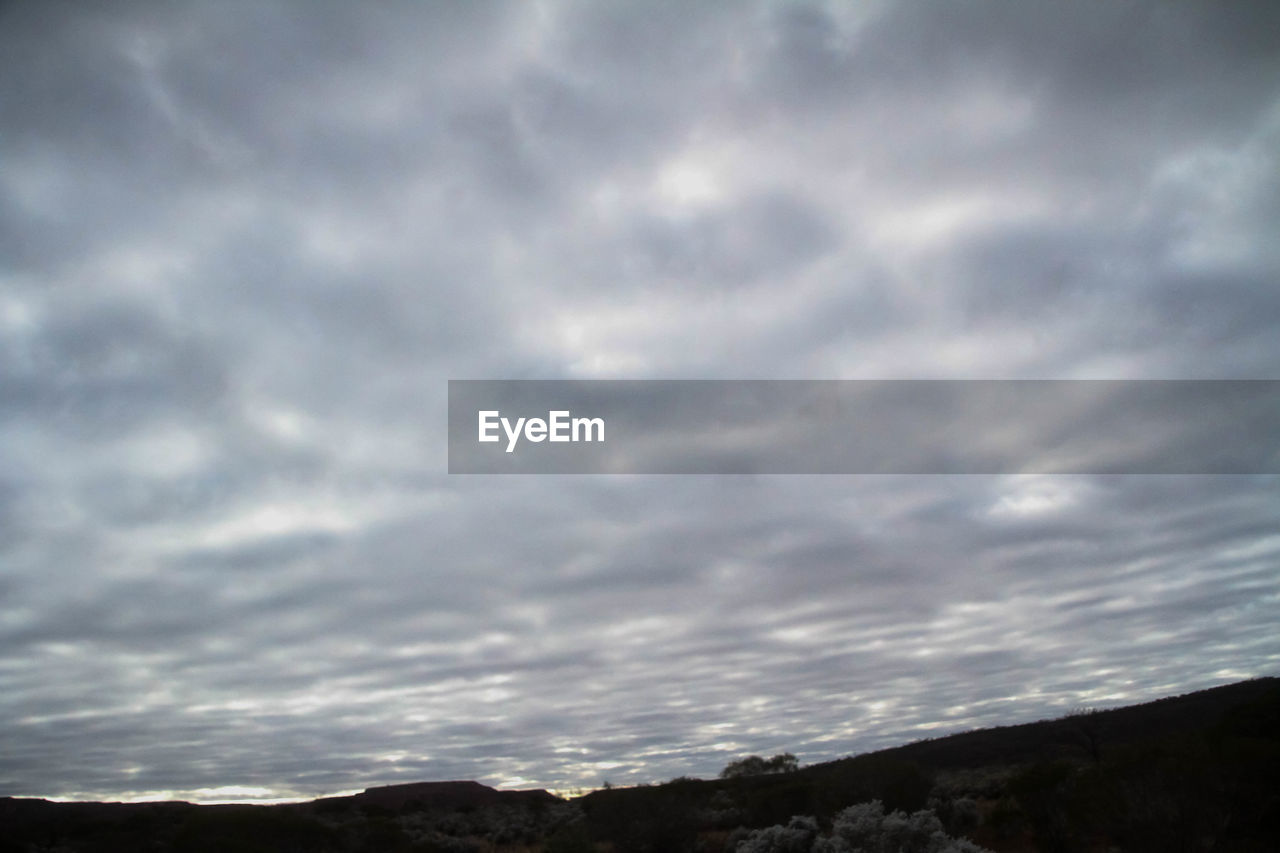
[859,676,1280,769]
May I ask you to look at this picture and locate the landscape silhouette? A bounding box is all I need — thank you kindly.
[3,677,1276,852]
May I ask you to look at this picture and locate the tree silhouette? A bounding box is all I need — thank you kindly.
[721,752,800,778]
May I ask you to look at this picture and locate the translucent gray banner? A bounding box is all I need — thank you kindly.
[447,380,1280,474]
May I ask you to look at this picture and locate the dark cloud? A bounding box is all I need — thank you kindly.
[1,0,1278,801]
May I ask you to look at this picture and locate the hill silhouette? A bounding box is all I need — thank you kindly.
[317,779,560,811]
[2,677,1276,852]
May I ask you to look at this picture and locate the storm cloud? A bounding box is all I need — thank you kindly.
[1,1,1278,801]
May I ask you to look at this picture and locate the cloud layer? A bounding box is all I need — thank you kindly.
[2,0,1278,800]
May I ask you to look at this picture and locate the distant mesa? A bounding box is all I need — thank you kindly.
[320,780,559,812]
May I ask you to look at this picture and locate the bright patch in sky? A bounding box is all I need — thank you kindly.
[654,158,723,207]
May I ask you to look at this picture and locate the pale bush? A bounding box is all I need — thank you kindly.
[735,814,819,853]
[735,800,992,853]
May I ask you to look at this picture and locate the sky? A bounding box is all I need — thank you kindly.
[2,0,1278,802]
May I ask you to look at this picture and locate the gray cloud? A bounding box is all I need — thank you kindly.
[1,0,1278,802]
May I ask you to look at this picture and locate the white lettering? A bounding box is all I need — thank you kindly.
[480,410,605,453]
[502,416,526,453]
[478,411,500,442]
[549,410,570,442]
[573,416,604,442]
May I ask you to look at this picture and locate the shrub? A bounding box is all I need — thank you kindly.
[732,801,992,853]
[543,821,595,853]
[722,754,800,778]
[735,815,819,853]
